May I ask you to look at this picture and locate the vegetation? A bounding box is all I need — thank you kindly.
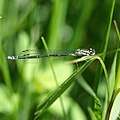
[0,0,120,120]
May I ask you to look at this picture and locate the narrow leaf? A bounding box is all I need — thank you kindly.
[34,59,94,119]
[108,53,117,101]
[109,90,120,120]
[88,107,97,120]
[77,76,102,120]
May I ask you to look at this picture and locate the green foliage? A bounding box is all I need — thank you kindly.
[0,0,120,120]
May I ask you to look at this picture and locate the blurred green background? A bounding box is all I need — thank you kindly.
[0,0,120,120]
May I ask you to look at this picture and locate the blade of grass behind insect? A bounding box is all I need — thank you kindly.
[102,90,108,120]
[106,20,120,120]
[114,20,120,90]
[41,36,66,119]
[103,20,120,120]
[34,58,94,119]
[67,56,108,82]
[105,54,118,120]
[102,53,117,120]
[77,76,100,103]
[0,16,13,93]
[0,0,4,14]
[77,56,108,120]
[94,0,115,92]
[109,88,120,120]
[94,56,108,119]
[108,53,117,101]
[34,55,108,119]
[88,107,97,120]
[47,0,68,49]
[70,0,94,48]
[73,55,108,120]
[77,76,102,120]
[113,20,120,43]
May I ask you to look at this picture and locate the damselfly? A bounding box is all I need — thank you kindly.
[7,48,95,60]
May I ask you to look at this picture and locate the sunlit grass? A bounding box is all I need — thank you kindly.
[0,0,120,120]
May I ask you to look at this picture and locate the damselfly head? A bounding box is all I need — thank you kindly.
[75,48,95,56]
[88,48,95,55]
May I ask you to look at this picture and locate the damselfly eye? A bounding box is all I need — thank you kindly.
[89,48,95,55]
[76,49,80,53]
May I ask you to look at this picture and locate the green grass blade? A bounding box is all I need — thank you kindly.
[114,20,120,90]
[0,48,13,93]
[88,107,97,120]
[94,0,115,92]
[95,56,108,81]
[103,0,115,56]
[109,89,120,120]
[93,56,108,119]
[113,20,120,43]
[108,53,117,101]
[104,18,120,120]
[34,59,94,119]
[41,36,66,119]
[115,58,120,90]
[47,0,68,49]
[70,0,94,48]
[69,56,108,82]
[77,77,102,120]
[103,52,119,120]
[94,98,102,120]
[76,56,108,120]
[77,76,100,103]
[0,16,13,93]
[34,56,107,119]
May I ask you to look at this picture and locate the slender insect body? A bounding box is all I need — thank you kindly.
[7,48,95,60]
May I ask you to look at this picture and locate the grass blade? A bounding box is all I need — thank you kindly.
[113,20,120,43]
[0,16,13,93]
[34,59,94,119]
[88,107,97,120]
[108,53,117,101]
[77,76,102,120]
[109,89,120,120]
[94,0,115,92]
[34,55,107,119]
[41,37,66,119]
[47,0,68,49]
